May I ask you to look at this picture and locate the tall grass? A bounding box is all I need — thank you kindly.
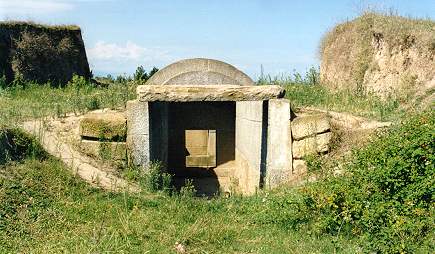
[0,75,432,253]
[0,76,137,127]
[258,68,403,121]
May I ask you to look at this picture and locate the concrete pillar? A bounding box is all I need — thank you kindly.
[126,100,151,170]
[265,99,293,188]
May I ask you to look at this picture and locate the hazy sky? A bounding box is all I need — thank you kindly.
[1,0,434,78]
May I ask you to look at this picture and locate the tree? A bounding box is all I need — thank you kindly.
[133,65,148,81]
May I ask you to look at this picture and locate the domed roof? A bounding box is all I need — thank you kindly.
[145,58,255,86]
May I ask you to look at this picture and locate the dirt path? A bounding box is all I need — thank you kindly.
[21,119,139,193]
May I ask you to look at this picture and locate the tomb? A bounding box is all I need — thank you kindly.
[127,58,294,195]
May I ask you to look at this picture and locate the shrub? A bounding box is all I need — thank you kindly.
[122,162,170,192]
[268,111,434,253]
[67,74,89,88]
[0,128,47,165]
[11,31,79,86]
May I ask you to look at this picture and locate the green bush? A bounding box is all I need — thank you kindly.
[11,31,79,86]
[67,74,89,88]
[0,128,47,165]
[263,111,434,253]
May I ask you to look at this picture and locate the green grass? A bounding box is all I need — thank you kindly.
[258,68,405,121]
[0,79,136,127]
[0,80,432,253]
[0,21,80,31]
[0,158,362,253]
[283,83,403,121]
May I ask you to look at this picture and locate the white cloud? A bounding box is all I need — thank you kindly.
[88,41,147,61]
[87,41,174,74]
[0,0,74,15]
[0,0,114,16]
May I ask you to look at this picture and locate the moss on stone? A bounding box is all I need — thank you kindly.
[80,112,127,141]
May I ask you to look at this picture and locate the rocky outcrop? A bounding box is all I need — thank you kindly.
[0,21,91,85]
[320,13,434,102]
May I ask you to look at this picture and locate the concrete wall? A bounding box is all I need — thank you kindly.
[235,101,264,194]
[265,99,293,188]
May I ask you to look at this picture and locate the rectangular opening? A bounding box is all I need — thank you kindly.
[166,102,236,195]
[185,129,216,168]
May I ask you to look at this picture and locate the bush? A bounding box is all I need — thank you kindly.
[67,74,89,88]
[0,128,47,165]
[266,111,434,253]
[11,31,79,86]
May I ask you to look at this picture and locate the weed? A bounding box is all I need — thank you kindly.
[179,179,197,198]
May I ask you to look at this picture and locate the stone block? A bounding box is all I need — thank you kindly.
[235,101,264,194]
[137,85,285,102]
[293,159,307,176]
[145,58,255,86]
[80,111,126,140]
[79,140,126,161]
[126,100,149,136]
[126,100,151,169]
[265,99,293,188]
[186,155,216,168]
[293,132,332,159]
[127,134,150,169]
[291,114,330,140]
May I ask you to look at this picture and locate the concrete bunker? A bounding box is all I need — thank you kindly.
[127,58,293,195]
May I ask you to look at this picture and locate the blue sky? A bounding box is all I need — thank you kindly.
[1,0,434,79]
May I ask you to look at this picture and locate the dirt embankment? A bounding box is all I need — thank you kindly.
[0,22,91,85]
[320,13,435,105]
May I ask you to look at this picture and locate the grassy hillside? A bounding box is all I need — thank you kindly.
[0,79,434,253]
[320,12,435,101]
[0,21,90,85]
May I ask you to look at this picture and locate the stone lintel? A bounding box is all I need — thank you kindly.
[137,85,285,102]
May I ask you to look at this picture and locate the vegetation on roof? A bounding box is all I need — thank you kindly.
[0,21,80,31]
[320,12,435,58]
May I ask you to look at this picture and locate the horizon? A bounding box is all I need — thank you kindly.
[1,0,434,79]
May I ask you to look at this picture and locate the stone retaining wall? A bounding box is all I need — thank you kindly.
[290,113,332,178]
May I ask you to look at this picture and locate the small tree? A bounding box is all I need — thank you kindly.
[133,65,148,81]
[148,67,159,78]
